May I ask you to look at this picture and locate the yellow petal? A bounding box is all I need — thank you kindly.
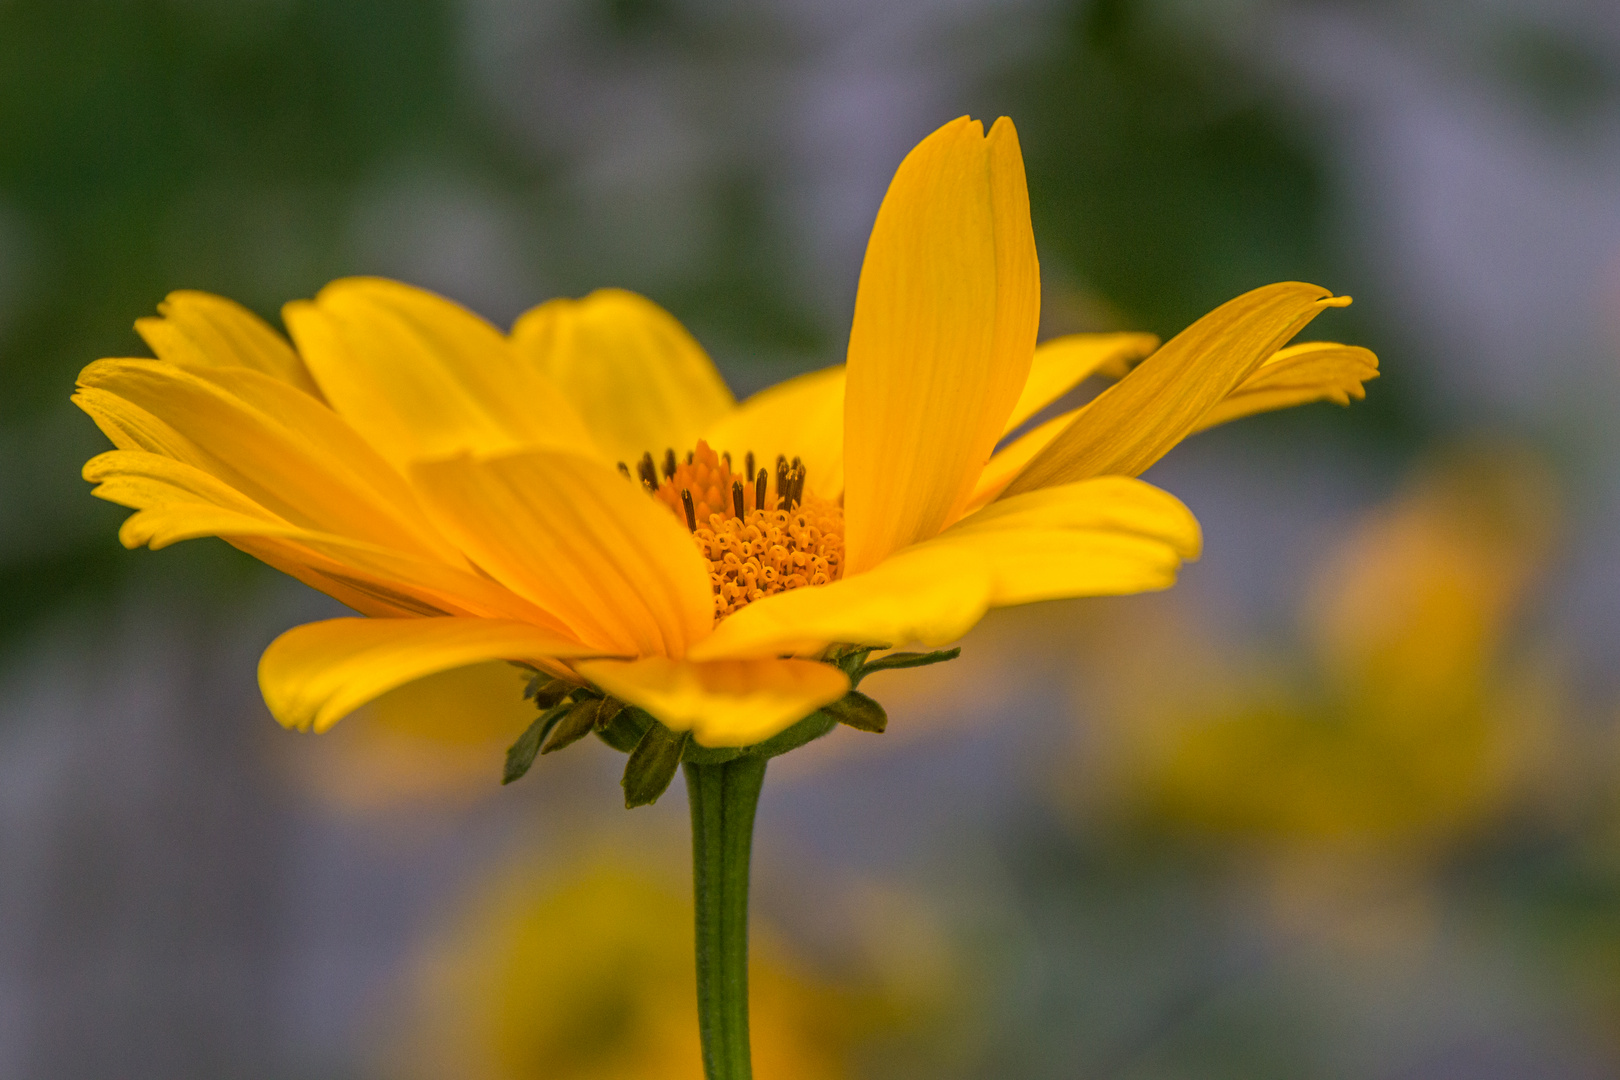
[1003,332,1157,436]
[701,365,846,499]
[917,477,1202,606]
[260,617,598,733]
[843,116,1040,573]
[135,290,323,398]
[965,406,1081,513]
[690,545,992,661]
[75,360,457,560]
[1002,283,1351,497]
[84,449,567,624]
[576,656,849,747]
[283,277,598,467]
[411,449,714,658]
[1191,341,1379,433]
[511,288,735,464]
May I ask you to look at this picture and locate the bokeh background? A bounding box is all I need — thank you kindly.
[4,0,1620,1077]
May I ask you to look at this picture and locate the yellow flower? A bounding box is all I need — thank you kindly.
[389,859,871,1080]
[1085,447,1558,846]
[74,116,1375,747]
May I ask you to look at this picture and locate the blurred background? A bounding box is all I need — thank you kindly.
[3,0,1620,1076]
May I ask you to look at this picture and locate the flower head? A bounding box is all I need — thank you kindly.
[76,116,1376,749]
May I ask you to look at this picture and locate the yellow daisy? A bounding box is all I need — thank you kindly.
[74,115,1375,752]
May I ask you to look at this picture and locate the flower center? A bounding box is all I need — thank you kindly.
[621,440,845,619]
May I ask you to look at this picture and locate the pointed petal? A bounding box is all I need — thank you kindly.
[701,365,847,500]
[918,477,1201,606]
[1004,332,1157,436]
[74,360,457,560]
[1192,342,1379,433]
[260,617,597,733]
[283,277,598,467]
[690,545,992,661]
[511,288,735,464]
[1002,283,1351,496]
[135,290,323,397]
[411,449,714,658]
[576,656,849,747]
[843,116,1040,573]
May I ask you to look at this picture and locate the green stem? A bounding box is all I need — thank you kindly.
[685,756,766,1080]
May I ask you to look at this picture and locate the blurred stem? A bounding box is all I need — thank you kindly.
[685,756,765,1080]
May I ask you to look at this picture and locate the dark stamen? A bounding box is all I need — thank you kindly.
[754,469,767,511]
[680,489,697,531]
[662,449,677,480]
[790,465,806,509]
[732,480,745,518]
[637,452,659,493]
[685,450,695,465]
[721,451,732,474]
[775,457,791,511]
[745,451,756,482]
[617,461,631,480]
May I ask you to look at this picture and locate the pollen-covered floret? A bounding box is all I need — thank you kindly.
[694,499,845,618]
[629,439,845,619]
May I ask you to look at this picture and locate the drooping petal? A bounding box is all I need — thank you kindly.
[74,360,458,561]
[701,365,847,499]
[576,656,850,748]
[411,449,714,658]
[1191,342,1379,433]
[917,477,1202,606]
[843,116,1040,573]
[1001,283,1351,497]
[283,277,597,467]
[84,450,568,624]
[1003,332,1157,436]
[260,617,598,733]
[511,288,735,464]
[135,290,323,397]
[690,545,992,661]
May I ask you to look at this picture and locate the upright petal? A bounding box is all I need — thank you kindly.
[1002,283,1350,497]
[260,617,598,733]
[411,449,714,658]
[135,290,323,397]
[576,656,850,747]
[1191,341,1379,433]
[284,277,597,467]
[701,365,847,500]
[511,289,735,464]
[843,116,1040,573]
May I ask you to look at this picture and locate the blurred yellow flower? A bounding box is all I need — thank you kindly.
[385,859,876,1080]
[1096,447,1560,847]
[75,115,1373,748]
[285,661,537,810]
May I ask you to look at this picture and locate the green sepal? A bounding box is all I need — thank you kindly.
[593,697,625,730]
[542,698,601,754]
[745,708,838,759]
[622,722,689,808]
[681,741,747,766]
[595,704,654,753]
[822,690,887,733]
[502,702,569,784]
[527,677,575,709]
[854,647,961,683]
